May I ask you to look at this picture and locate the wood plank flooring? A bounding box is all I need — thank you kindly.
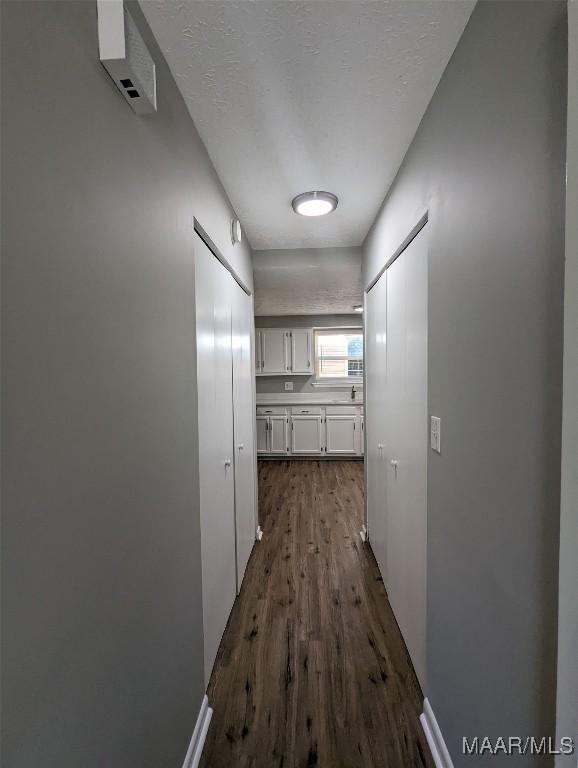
[200,460,433,768]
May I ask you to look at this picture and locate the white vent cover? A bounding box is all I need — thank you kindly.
[97,0,157,115]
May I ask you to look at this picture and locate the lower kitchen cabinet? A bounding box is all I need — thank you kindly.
[257,408,289,455]
[325,414,358,455]
[291,414,324,454]
[257,403,364,458]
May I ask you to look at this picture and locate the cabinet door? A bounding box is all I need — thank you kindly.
[256,415,269,454]
[261,330,289,374]
[326,415,357,454]
[291,415,323,454]
[291,329,313,374]
[254,330,263,373]
[269,415,288,454]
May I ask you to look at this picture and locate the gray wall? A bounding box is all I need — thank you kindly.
[1,2,251,767]
[555,2,578,763]
[256,315,362,394]
[363,2,566,764]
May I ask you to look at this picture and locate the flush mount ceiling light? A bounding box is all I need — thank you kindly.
[291,191,338,217]
[353,305,363,313]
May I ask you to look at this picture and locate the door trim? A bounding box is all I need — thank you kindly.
[181,695,213,768]
[365,208,428,292]
[194,218,251,296]
[420,698,455,768]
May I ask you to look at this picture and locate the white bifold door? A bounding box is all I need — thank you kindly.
[365,224,428,690]
[385,227,428,688]
[195,234,256,683]
[232,287,257,589]
[365,271,388,576]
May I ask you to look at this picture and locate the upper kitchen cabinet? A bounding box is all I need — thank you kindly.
[290,329,313,374]
[256,328,313,376]
[260,329,290,374]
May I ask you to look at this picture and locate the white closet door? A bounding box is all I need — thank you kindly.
[232,287,257,591]
[365,272,388,578]
[195,235,236,684]
[385,227,428,689]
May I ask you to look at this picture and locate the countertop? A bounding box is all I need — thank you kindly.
[256,393,364,407]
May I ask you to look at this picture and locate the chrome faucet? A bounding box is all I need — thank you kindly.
[351,385,356,401]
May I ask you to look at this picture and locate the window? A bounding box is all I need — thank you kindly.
[314,329,364,380]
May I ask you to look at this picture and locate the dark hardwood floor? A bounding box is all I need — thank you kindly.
[200,460,433,768]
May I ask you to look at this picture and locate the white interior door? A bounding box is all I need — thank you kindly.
[326,415,357,454]
[232,286,257,591]
[365,272,388,576]
[261,330,289,374]
[194,235,237,684]
[385,227,428,689]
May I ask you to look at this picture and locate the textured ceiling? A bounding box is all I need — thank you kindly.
[141,0,475,250]
[252,247,362,315]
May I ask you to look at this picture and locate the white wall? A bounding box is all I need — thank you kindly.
[363,2,566,763]
[555,1,578,762]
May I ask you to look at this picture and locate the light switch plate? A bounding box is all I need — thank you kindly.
[431,416,441,453]
[284,381,294,391]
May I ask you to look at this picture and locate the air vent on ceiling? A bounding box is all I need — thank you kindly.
[97,0,157,115]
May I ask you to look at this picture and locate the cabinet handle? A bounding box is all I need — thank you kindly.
[237,444,244,451]
[224,458,232,468]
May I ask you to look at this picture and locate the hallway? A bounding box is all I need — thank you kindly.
[201,461,433,768]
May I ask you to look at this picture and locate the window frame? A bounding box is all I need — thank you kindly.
[312,327,364,386]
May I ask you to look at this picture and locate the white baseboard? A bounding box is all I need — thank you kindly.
[420,698,454,768]
[182,694,213,768]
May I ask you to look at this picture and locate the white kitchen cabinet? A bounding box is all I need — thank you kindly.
[270,415,289,453]
[256,415,269,453]
[261,330,290,374]
[325,414,357,454]
[256,327,313,375]
[291,415,323,454]
[257,403,363,457]
[257,408,289,454]
[255,329,263,373]
[290,329,313,374]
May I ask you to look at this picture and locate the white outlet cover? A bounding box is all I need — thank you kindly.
[284,381,294,391]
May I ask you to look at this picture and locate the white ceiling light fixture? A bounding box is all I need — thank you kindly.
[231,218,243,244]
[353,305,363,313]
[291,191,338,217]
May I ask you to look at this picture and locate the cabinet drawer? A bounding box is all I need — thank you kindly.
[291,406,322,415]
[256,406,287,416]
[325,405,361,416]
